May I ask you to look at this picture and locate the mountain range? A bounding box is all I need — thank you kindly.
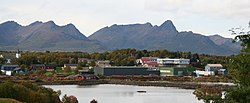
[89,20,241,55]
[0,20,241,55]
[0,21,106,52]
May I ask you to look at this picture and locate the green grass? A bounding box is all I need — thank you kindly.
[55,68,77,75]
[55,67,63,73]
[60,71,77,75]
[44,72,54,76]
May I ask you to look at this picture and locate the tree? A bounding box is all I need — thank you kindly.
[71,58,77,64]
[34,68,46,75]
[89,60,96,67]
[193,87,223,103]
[225,22,250,103]
[62,95,78,103]
[228,22,250,86]
[20,64,29,71]
[76,65,82,70]
[225,86,250,103]
[230,22,250,53]
[79,60,88,67]
[193,22,250,103]
[214,70,219,76]
[0,58,6,64]
[0,82,61,103]
[63,66,71,72]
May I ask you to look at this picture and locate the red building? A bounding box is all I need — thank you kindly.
[136,57,159,67]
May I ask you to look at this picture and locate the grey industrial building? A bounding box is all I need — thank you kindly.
[94,66,160,76]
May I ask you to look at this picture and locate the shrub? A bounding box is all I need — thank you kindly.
[0,82,61,103]
[62,94,78,103]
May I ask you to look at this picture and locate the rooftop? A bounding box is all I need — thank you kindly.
[206,64,223,67]
[0,54,16,59]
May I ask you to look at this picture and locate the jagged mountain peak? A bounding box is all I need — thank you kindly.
[161,20,173,26]
[109,22,153,28]
[1,21,20,27]
[29,21,43,26]
[66,23,74,26]
[110,24,118,27]
[145,22,152,25]
[44,21,57,26]
[28,21,76,29]
[64,23,77,29]
[62,23,88,40]
[159,20,177,31]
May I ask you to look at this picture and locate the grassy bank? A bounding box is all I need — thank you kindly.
[0,75,234,90]
[0,98,23,103]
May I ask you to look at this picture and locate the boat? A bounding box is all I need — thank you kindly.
[137,90,146,93]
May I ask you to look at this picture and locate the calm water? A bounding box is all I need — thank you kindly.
[44,84,202,103]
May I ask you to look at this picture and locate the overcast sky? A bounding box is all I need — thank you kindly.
[0,0,249,38]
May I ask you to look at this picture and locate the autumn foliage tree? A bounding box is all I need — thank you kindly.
[62,95,78,103]
[0,82,61,103]
[64,66,71,72]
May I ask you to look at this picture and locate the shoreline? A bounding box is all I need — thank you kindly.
[36,79,235,90]
[106,79,234,90]
[0,75,235,90]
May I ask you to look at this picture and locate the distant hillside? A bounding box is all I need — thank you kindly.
[0,21,107,52]
[89,20,240,55]
[208,34,241,53]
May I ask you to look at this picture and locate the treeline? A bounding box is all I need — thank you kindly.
[1,49,232,68]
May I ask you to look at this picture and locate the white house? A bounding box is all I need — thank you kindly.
[157,58,190,66]
[1,65,19,76]
[137,57,190,67]
[205,64,223,75]
[96,60,111,67]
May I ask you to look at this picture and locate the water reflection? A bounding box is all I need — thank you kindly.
[193,87,224,103]
[45,84,202,103]
[77,85,98,88]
